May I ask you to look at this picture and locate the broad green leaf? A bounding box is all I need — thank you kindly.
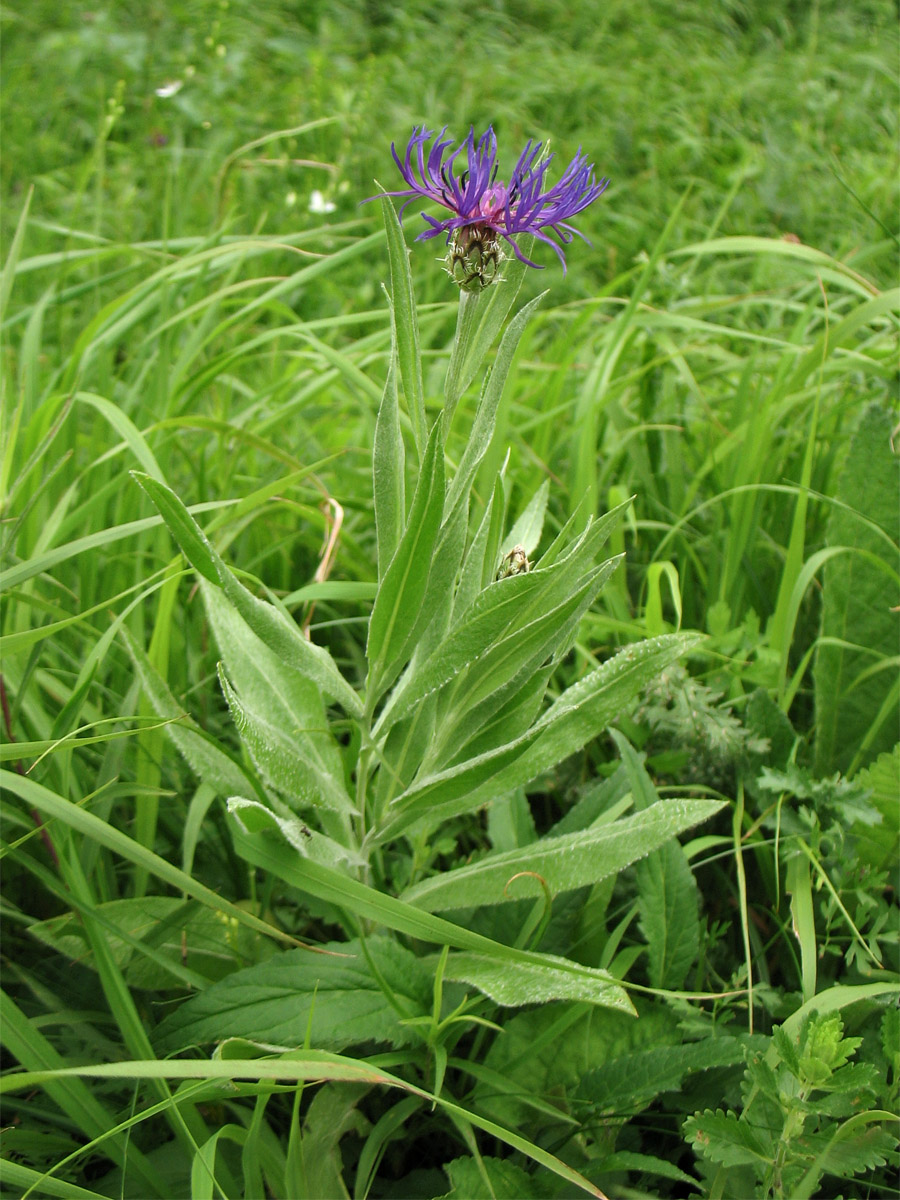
[154,939,432,1055]
[443,950,624,1008]
[381,197,426,457]
[226,813,634,1016]
[850,743,900,869]
[477,999,678,1131]
[0,770,295,950]
[439,1155,551,1200]
[814,404,900,773]
[380,634,702,839]
[28,897,278,988]
[218,668,353,815]
[296,1083,371,1200]
[636,838,701,990]
[401,797,723,912]
[578,1037,758,1117]
[683,1109,773,1167]
[366,415,444,700]
[132,472,362,715]
[204,583,352,815]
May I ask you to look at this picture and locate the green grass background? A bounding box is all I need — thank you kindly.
[1,1,898,1196]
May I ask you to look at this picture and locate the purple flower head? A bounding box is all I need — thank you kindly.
[376,125,608,288]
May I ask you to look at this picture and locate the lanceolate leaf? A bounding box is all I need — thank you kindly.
[379,634,702,840]
[122,625,264,803]
[366,415,445,702]
[227,811,634,1016]
[132,471,362,715]
[446,291,545,512]
[400,798,724,912]
[444,950,627,1008]
[373,352,405,579]
[204,583,352,814]
[381,197,426,457]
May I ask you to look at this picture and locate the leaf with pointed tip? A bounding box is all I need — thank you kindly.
[401,798,724,912]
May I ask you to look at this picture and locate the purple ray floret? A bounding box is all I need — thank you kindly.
[378,125,609,274]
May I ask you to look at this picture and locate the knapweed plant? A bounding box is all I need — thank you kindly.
[6,129,735,1199]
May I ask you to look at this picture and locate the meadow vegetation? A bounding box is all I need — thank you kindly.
[1,2,898,1197]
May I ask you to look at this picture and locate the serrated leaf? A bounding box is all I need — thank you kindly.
[636,838,700,990]
[154,938,431,1055]
[402,798,724,912]
[850,743,900,870]
[684,1108,773,1167]
[439,1155,552,1200]
[444,950,627,1009]
[579,1038,757,1117]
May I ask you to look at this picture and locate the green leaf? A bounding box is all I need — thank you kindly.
[446,292,545,514]
[636,838,701,990]
[154,938,431,1055]
[439,1155,552,1200]
[401,798,724,912]
[578,1038,757,1117]
[373,353,405,579]
[849,743,900,870]
[500,478,550,559]
[814,404,900,773]
[684,1108,773,1167]
[366,415,445,700]
[444,238,533,417]
[122,625,264,802]
[28,897,278,988]
[132,471,362,715]
[296,1083,371,1200]
[381,634,703,839]
[381,197,426,457]
[443,950,624,1008]
[226,813,634,1016]
[204,583,352,815]
[616,730,701,989]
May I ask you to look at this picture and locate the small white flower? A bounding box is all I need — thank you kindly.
[309,190,336,215]
[155,80,183,98]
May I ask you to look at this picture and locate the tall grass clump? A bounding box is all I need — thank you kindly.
[2,4,898,1198]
